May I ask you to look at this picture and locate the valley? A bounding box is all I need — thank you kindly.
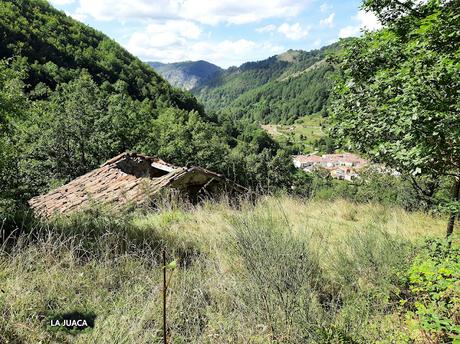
[1,0,459,343]
[151,45,339,125]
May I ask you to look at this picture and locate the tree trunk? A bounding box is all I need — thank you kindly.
[446,176,460,238]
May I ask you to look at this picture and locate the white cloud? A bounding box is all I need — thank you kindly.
[126,20,201,51]
[278,23,310,40]
[149,20,202,40]
[319,3,332,13]
[124,16,284,67]
[338,10,382,38]
[65,10,87,22]
[76,0,310,25]
[258,22,311,39]
[126,33,284,68]
[77,0,169,21]
[320,12,335,28]
[49,0,75,5]
[256,24,277,33]
[355,10,381,30]
[313,38,322,47]
[338,26,359,38]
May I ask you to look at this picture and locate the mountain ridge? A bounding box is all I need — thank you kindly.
[188,43,342,124]
[0,0,201,113]
[148,60,222,90]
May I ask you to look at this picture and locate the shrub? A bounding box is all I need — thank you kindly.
[229,210,324,342]
[402,239,460,343]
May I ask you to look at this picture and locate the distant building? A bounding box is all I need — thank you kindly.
[330,166,358,181]
[292,155,322,169]
[292,153,368,181]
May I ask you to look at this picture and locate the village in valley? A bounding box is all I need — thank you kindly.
[293,153,368,181]
[1,0,458,343]
[292,153,400,181]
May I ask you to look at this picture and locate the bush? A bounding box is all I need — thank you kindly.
[229,210,324,341]
[0,196,449,343]
[310,169,442,212]
[402,239,460,343]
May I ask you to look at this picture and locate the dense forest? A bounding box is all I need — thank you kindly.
[193,45,340,124]
[0,0,200,112]
[1,0,457,213]
[0,0,298,208]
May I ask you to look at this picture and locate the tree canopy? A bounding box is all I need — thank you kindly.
[195,44,341,124]
[0,0,301,209]
[0,0,202,113]
[331,0,460,235]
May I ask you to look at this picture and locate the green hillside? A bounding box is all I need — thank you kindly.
[0,0,201,112]
[0,0,301,202]
[194,43,341,124]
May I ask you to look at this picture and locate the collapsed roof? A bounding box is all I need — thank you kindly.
[28,153,245,217]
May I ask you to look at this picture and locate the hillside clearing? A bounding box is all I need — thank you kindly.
[262,115,326,152]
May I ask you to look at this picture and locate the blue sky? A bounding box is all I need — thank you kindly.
[49,0,381,68]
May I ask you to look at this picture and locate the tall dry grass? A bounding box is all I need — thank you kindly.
[0,196,451,343]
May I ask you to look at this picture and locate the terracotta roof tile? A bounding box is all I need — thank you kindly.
[28,152,244,217]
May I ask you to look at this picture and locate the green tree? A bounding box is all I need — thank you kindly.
[0,60,27,200]
[331,0,460,237]
[19,72,113,191]
[106,80,154,153]
[139,108,230,172]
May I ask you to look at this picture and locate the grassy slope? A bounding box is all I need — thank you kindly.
[261,114,326,153]
[0,196,450,343]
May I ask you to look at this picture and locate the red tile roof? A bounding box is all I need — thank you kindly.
[28,152,244,217]
[293,155,322,163]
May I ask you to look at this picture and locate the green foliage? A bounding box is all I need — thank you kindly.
[0,0,201,112]
[229,132,296,191]
[331,0,460,192]
[331,0,460,234]
[402,238,460,342]
[0,60,27,201]
[224,61,334,124]
[195,44,341,124]
[0,0,298,203]
[3,196,440,343]
[14,71,156,196]
[0,0,208,199]
[139,108,229,171]
[288,166,442,212]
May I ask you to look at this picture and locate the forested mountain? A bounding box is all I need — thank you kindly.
[0,0,296,203]
[193,44,341,124]
[2,1,460,343]
[0,0,201,112]
[149,60,223,90]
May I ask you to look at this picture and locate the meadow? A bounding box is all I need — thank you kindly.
[1,196,456,343]
[261,115,326,153]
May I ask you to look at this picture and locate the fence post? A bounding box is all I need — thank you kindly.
[163,249,167,344]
